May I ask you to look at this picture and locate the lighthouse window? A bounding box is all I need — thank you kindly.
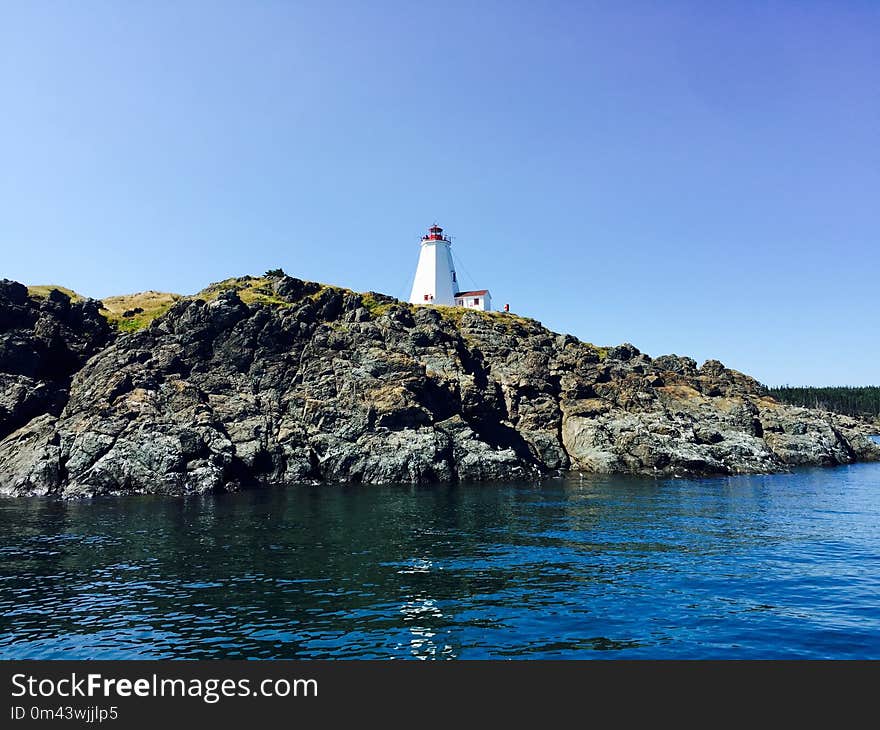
[424,294,430,301]
[452,272,456,281]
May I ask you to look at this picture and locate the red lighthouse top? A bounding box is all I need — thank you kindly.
[422,224,450,242]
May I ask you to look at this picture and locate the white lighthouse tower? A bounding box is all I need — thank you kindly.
[408,224,459,306]
[408,224,493,311]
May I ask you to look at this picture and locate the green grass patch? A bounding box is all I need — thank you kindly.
[435,304,535,333]
[100,291,182,332]
[27,285,84,302]
[114,316,150,333]
[361,292,397,318]
[196,276,298,308]
[434,304,466,325]
[308,284,356,303]
[196,276,268,301]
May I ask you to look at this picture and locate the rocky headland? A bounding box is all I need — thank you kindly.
[1,275,877,497]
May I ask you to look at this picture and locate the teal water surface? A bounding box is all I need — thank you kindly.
[2,461,880,659]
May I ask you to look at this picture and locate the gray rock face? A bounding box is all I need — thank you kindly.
[0,276,877,497]
[0,281,112,443]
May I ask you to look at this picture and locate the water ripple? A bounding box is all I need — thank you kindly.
[1,463,880,658]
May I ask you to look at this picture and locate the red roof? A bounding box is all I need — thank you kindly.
[455,290,489,297]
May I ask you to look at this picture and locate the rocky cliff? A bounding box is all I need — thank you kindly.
[0,275,877,497]
[0,280,111,443]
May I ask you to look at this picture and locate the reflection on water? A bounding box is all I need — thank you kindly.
[1,463,880,659]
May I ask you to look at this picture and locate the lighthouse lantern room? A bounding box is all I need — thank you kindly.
[408,224,492,311]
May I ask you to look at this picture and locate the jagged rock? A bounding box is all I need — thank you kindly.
[272,275,322,303]
[0,276,877,497]
[607,343,641,362]
[0,414,63,496]
[0,282,112,441]
[653,355,698,375]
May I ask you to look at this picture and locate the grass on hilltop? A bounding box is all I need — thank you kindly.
[195,276,293,308]
[435,304,536,332]
[361,292,398,318]
[27,284,181,333]
[100,291,183,333]
[27,285,84,302]
[26,277,608,357]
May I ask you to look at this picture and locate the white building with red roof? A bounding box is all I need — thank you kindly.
[454,289,492,311]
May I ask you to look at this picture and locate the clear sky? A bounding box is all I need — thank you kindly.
[1,1,877,386]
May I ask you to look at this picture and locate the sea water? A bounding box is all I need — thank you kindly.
[2,461,880,659]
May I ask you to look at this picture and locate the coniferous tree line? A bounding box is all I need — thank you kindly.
[769,386,880,418]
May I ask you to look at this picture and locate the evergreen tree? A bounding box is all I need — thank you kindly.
[769,386,880,418]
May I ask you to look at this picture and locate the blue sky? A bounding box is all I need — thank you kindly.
[1,1,877,386]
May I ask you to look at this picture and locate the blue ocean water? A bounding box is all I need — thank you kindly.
[2,460,880,659]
